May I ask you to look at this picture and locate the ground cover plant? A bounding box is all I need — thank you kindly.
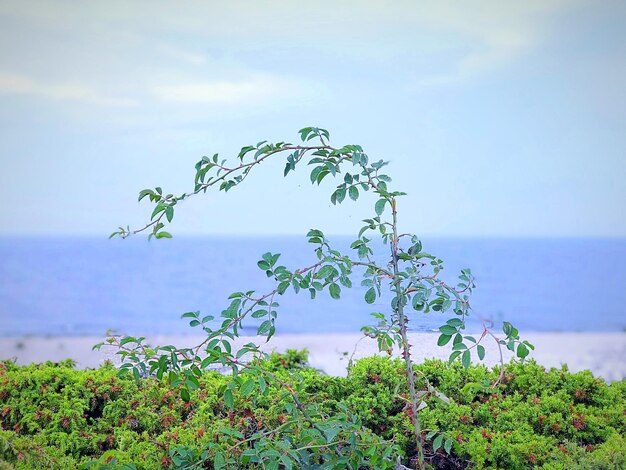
[0,354,624,469]
[99,127,537,468]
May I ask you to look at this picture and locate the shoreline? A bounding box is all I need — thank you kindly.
[1,332,624,381]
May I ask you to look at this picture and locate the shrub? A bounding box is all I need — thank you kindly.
[1,354,624,469]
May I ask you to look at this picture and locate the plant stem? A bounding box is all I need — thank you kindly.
[389,197,424,470]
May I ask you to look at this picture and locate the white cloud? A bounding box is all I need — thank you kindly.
[0,0,585,97]
[0,0,591,106]
[410,0,581,88]
[156,43,207,66]
[151,75,301,105]
[0,72,137,107]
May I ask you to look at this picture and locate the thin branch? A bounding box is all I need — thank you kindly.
[121,144,333,238]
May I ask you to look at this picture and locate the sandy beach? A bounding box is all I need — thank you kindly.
[1,332,624,382]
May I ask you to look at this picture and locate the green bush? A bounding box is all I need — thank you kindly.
[0,354,624,469]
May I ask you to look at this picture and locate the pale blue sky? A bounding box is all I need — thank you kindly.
[0,1,624,237]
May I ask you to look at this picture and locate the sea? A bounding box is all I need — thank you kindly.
[0,236,624,337]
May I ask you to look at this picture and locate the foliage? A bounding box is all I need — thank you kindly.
[103,127,536,467]
[0,355,624,469]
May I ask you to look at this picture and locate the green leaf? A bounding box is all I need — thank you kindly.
[444,437,453,454]
[316,265,336,280]
[348,185,359,201]
[150,203,166,220]
[240,379,255,397]
[307,228,324,238]
[280,455,293,470]
[251,309,266,319]
[316,169,330,184]
[477,344,486,360]
[365,287,376,304]
[165,206,174,222]
[155,231,172,239]
[439,325,457,335]
[168,371,178,385]
[299,127,313,141]
[517,343,529,359]
[433,434,443,452]
[257,320,272,336]
[412,295,424,311]
[437,334,452,346]
[238,145,255,159]
[214,452,226,470]
[449,351,461,364]
[374,198,386,216]
[334,188,346,204]
[329,283,341,299]
[461,350,471,368]
[310,166,323,184]
[185,375,199,391]
[224,389,234,408]
[269,253,281,266]
[138,189,153,202]
[408,240,422,255]
[119,337,136,346]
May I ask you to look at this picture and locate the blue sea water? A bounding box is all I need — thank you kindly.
[0,236,624,336]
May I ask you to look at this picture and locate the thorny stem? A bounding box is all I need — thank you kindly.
[389,197,425,470]
[485,324,507,388]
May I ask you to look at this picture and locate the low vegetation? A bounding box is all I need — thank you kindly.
[1,352,624,469]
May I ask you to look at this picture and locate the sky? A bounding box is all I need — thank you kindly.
[0,0,625,237]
